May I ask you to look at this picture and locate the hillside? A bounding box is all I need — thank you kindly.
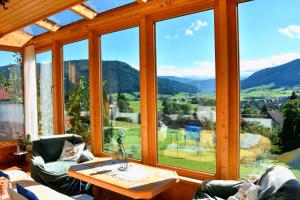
[241,59,300,89]
[161,76,215,93]
[41,60,199,95]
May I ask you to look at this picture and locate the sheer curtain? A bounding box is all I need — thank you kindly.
[24,45,38,140]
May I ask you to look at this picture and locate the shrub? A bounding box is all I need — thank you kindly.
[115,117,133,123]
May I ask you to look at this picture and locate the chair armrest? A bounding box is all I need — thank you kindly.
[195,180,243,199]
[31,156,45,168]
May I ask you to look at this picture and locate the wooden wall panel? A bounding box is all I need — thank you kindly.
[0,31,33,47]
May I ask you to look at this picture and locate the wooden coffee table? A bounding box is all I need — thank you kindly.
[68,157,179,199]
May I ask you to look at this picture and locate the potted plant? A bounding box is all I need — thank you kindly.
[21,134,32,152]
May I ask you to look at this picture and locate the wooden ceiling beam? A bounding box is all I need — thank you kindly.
[28,0,214,49]
[136,0,148,3]
[35,19,61,32]
[0,30,33,47]
[0,0,87,36]
[71,4,97,20]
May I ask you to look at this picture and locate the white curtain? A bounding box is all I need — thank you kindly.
[24,45,38,140]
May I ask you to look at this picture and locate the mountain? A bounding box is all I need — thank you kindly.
[161,76,215,93]
[102,61,198,94]
[51,60,198,95]
[241,59,300,89]
[159,76,199,84]
[189,79,215,92]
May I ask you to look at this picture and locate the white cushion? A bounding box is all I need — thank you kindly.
[59,140,85,161]
[228,180,260,200]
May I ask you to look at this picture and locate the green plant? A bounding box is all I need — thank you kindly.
[0,52,23,103]
[21,134,31,147]
[65,75,90,143]
[115,117,132,123]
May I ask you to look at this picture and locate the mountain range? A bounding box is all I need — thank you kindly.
[2,59,300,94]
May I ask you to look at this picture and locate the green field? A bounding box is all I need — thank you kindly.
[104,119,300,180]
[104,88,300,179]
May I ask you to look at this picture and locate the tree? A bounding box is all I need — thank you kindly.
[65,75,90,143]
[117,93,133,112]
[280,99,300,152]
[290,91,298,100]
[0,53,23,103]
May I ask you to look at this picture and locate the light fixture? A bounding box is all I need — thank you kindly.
[0,0,9,9]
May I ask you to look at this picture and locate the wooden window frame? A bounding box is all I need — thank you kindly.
[18,0,246,180]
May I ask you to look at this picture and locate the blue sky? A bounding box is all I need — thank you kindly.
[1,0,300,79]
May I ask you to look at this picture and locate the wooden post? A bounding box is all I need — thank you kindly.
[141,16,157,166]
[52,40,64,134]
[214,0,239,179]
[88,31,102,155]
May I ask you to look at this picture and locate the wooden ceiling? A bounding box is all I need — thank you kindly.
[0,0,146,48]
[0,0,87,36]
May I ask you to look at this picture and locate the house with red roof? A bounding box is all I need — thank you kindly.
[0,88,11,102]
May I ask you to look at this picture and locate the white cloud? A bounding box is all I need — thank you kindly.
[185,29,193,36]
[156,52,300,79]
[158,61,215,79]
[240,52,300,77]
[185,20,208,36]
[278,25,300,39]
[165,34,179,40]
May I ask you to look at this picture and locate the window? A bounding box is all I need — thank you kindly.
[156,10,216,173]
[48,10,83,26]
[84,0,134,14]
[101,27,141,160]
[23,24,48,36]
[238,0,300,179]
[36,51,54,136]
[63,40,91,144]
[0,51,24,140]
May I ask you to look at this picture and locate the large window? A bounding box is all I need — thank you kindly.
[239,0,300,179]
[156,10,216,173]
[0,51,24,140]
[101,27,141,160]
[63,40,91,144]
[36,51,54,136]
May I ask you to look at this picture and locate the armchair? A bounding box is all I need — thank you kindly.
[31,134,92,196]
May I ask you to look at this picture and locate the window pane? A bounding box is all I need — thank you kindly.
[23,24,48,36]
[0,51,24,140]
[84,0,134,14]
[239,0,300,180]
[101,27,141,160]
[156,11,216,173]
[48,10,83,26]
[36,51,53,136]
[63,40,91,144]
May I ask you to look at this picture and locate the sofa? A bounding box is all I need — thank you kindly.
[31,134,92,196]
[194,166,300,200]
[5,169,73,200]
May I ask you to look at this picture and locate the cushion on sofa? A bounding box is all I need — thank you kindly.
[45,160,78,175]
[8,188,28,200]
[257,166,298,199]
[5,170,73,200]
[78,149,94,163]
[16,183,39,200]
[0,171,10,180]
[32,135,83,162]
[59,140,85,161]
